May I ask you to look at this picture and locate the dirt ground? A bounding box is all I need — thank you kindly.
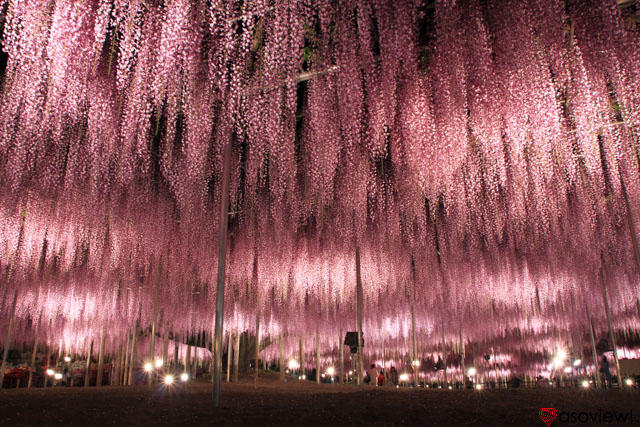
[1,374,638,426]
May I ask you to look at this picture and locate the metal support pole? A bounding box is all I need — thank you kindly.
[213,134,232,407]
[355,246,363,386]
[599,268,621,386]
[0,290,18,388]
[587,307,600,387]
[96,329,105,387]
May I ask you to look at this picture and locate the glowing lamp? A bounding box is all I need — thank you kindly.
[288,359,298,370]
[301,375,306,380]
[557,350,567,360]
[54,373,63,380]
[327,367,335,376]
[155,359,163,368]
[625,378,633,386]
[553,357,563,367]
[573,359,581,367]
[412,360,420,367]
[46,369,55,376]
[563,367,572,374]
[144,362,153,372]
[64,356,71,363]
[399,373,409,382]
[475,384,482,390]
[180,373,189,382]
[348,370,353,376]
[164,375,174,385]
[321,373,325,378]
[582,381,590,388]
[468,367,476,376]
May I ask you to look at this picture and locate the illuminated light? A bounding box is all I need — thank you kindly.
[321,373,325,378]
[549,382,553,385]
[302,375,306,380]
[180,373,189,382]
[288,359,298,370]
[285,369,290,374]
[468,368,476,376]
[155,359,163,368]
[54,373,63,380]
[448,386,452,389]
[582,381,590,388]
[327,367,335,376]
[348,371,353,376]
[412,360,421,367]
[64,356,71,363]
[164,375,174,385]
[573,359,582,367]
[475,384,482,390]
[625,378,633,386]
[46,369,55,376]
[557,350,567,360]
[553,357,563,367]
[144,363,153,372]
[563,367,572,374]
[399,373,409,382]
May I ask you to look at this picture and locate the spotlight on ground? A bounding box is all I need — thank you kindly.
[475,384,482,390]
[582,380,589,388]
[181,373,189,382]
[164,375,174,385]
[625,378,633,386]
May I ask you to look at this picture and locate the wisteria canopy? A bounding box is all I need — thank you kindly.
[0,0,639,374]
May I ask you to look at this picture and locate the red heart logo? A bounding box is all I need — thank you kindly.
[539,408,558,426]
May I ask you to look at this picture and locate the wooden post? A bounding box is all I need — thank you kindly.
[279,333,285,381]
[213,133,232,407]
[96,329,106,387]
[123,332,130,386]
[316,327,321,384]
[149,264,160,384]
[128,322,138,386]
[233,330,240,382]
[441,319,447,385]
[299,335,304,379]
[586,307,600,387]
[0,290,18,388]
[226,331,232,383]
[162,330,169,369]
[339,330,344,384]
[27,323,38,388]
[186,341,192,380]
[254,317,260,387]
[355,246,363,386]
[84,340,93,387]
[173,335,179,370]
[599,268,621,385]
[44,346,51,388]
[460,328,466,389]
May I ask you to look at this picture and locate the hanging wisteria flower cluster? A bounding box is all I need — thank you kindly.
[0,0,639,372]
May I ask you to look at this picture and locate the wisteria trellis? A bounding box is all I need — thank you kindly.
[0,0,639,374]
